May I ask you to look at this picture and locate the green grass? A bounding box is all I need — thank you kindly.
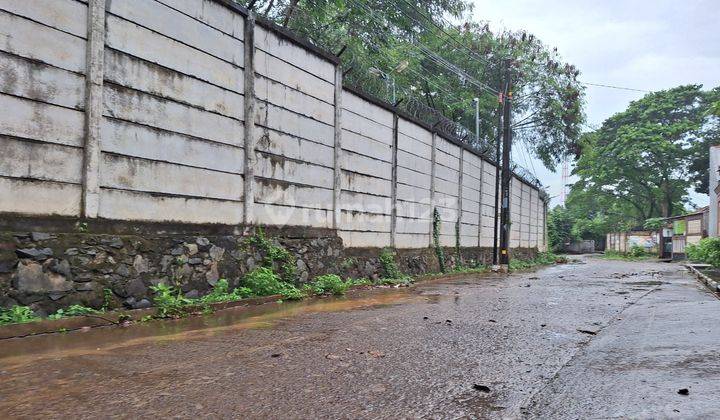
[601,250,654,261]
[509,252,566,271]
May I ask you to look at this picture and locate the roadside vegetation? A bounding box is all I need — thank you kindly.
[508,252,567,271]
[686,237,720,267]
[0,229,565,327]
[602,245,654,261]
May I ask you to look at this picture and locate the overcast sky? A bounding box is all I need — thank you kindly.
[472,0,720,207]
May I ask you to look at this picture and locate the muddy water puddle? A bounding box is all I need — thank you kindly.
[0,286,445,368]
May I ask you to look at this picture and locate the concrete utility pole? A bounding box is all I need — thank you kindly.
[492,93,503,266]
[499,61,513,270]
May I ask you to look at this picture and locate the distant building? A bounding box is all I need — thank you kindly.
[708,145,720,236]
[606,206,709,260]
[656,207,708,259]
[606,230,659,254]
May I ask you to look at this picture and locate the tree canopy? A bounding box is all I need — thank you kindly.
[243,0,585,171]
[573,85,703,221]
[558,84,719,245]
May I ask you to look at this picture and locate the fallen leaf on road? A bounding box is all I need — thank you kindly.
[472,384,491,393]
[325,354,341,360]
[368,350,385,358]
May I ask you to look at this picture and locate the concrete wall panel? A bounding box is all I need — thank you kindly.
[255,203,332,228]
[255,129,333,168]
[108,0,244,66]
[0,94,85,147]
[0,0,87,38]
[338,231,391,248]
[255,49,333,104]
[256,76,334,125]
[155,0,245,39]
[99,188,242,224]
[0,52,85,110]
[104,50,243,119]
[342,130,391,162]
[0,137,82,184]
[255,26,334,83]
[0,10,86,73]
[101,119,244,174]
[0,178,81,216]
[106,14,242,93]
[255,152,334,189]
[101,154,244,201]
[103,84,242,146]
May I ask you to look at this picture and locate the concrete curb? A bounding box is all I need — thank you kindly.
[684,263,720,295]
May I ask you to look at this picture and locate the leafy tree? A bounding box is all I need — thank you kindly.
[547,206,576,250]
[688,86,720,193]
[574,85,712,224]
[242,0,585,170]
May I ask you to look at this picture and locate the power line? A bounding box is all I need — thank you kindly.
[397,0,497,69]
[346,0,498,96]
[580,81,650,93]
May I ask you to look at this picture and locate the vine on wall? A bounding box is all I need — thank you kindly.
[433,208,446,273]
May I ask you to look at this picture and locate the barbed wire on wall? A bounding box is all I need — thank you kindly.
[251,1,545,190]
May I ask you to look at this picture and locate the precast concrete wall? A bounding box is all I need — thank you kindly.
[0,0,548,250]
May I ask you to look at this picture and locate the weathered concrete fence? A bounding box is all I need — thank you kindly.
[0,0,548,310]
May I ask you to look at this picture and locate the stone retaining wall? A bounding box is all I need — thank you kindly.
[0,217,538,314]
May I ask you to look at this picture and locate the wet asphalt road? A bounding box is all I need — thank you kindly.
[1,256,719,419]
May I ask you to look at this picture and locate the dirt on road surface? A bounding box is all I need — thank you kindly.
[1,256,719,419]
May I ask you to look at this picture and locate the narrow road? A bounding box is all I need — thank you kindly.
[1,256,718,419]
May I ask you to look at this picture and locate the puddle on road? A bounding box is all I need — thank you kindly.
[0,287,430,368]
[0,272,527,369]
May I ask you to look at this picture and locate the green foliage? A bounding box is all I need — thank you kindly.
[602,249,650,261]
[346,278,372,286]
[249,0,586,169]
[0,306,39,325]
[243,267,286,296]
[686,237,720,266]
[245,227,297,283]
[452,265,489,274]
[101,287,113,311]
[376,277,413,286]
[340,257,357,270]
[279,286,305,301]
[643,217,665,230]
[308,274,350,295]
[432,208,446,273]
[547,206,577,251]
[242,267,303,299]
[509,252,563,271]
[48,305,99,320]
[379,248,404,279]
[574,85,716,226]
[200,279,253,304]
[628,245,646,258]
[150,283,193,318]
